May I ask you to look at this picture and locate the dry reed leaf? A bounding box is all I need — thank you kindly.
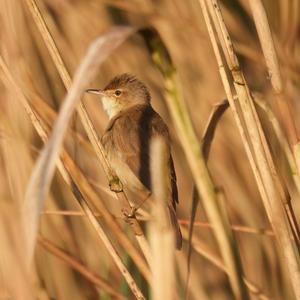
[248,0,282,93]
[201,99,229,160]
[149,137,176,300]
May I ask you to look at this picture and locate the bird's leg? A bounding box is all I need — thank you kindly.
[123,206,138,219]
[122,191,151,220]
[109,175,123,193]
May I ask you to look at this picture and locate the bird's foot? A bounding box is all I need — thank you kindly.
[109,176,123,193]
[122,206,138,221]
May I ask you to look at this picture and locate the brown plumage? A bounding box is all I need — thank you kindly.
[87,74,182,249]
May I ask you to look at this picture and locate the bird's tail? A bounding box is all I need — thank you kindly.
[168,204,182,250]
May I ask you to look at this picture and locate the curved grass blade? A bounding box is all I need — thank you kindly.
[24,26,133,267]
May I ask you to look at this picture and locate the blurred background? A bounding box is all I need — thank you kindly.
[1,0,300,299]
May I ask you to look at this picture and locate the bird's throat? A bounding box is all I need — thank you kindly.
[101,96,121,119]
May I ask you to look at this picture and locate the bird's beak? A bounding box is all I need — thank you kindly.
[85,89,106,96]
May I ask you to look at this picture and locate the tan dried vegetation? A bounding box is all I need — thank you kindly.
[0,0,300,299]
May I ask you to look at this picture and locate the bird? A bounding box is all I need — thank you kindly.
[86,73,182,249]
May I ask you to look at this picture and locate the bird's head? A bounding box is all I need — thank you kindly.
[86,73,151,119]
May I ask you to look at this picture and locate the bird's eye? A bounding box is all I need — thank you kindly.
[115,90,122,96]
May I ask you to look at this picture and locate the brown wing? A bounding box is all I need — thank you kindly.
[102,104,178,208]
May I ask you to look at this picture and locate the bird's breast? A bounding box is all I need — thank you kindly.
[102,130,146,194]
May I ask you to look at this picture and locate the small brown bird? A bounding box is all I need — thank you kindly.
[86,73,182,249]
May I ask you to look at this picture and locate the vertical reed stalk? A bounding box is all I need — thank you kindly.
[149,137,176,300]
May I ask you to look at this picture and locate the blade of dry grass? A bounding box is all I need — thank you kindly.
[184,187,199,300]
[253,95,300,191]
[180,220,274,236]
[201,99,229,160]
[41,211,276,237]
[25,0,72,89]
[248,0,282,93]
[243,93,300,245]
[201,0,300,298]
[25,0,151,263]
[149,137,176,300]
[37,235,127,300]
